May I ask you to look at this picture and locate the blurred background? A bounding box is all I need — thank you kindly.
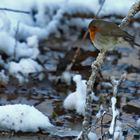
[0,0,140,139]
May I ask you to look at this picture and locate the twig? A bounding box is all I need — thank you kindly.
[127,123,139,133]
[95,0,106,17]
[119,0,140,28]
[92,112,112,129]
[94,105,106,140]
[65,31,88,71]
[111,72,127,96]
[0,8,30,14]
[78,51,106,140]
[100,112,106,140]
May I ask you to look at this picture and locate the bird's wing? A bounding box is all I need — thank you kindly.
[101,22,140,47]
[100,22,133,39]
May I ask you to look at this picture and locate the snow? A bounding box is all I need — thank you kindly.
[0,31,39,59]
[99,0,135,16]
[63,74,87,115]
[108,97,124,140]
[109,97,120,135]
[77,131,97,140]
[0,70,9,85]
[114,126,124,140]
[96,105,105,118]
[0,31,15,56]
[8,58,43,83]
[64,74,99,115]
[26,35,39,59]
[0,0,136,39]
[88,132,97,140]
[109,121,124,140]
[0,12,11,32]
[136,118,140,129]
[0,104,53,132]
[61,71,73,85]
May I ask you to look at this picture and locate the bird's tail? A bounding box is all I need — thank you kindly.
[124,35,140,48]
[133,42,140,47]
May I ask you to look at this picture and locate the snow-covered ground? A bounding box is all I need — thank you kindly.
[0,104,53,132]
[0,0,138,83]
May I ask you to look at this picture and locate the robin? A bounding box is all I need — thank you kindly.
[88,19,140,52]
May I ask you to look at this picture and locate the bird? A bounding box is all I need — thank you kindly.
[88,19,140,52]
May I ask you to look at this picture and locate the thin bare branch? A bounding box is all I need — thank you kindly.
[95,0,106,17]
[0,8,30,14]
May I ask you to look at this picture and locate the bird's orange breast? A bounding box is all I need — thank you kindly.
[88,26,100,42]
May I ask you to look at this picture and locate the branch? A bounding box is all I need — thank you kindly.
[0,8,30,14]
[119,0,140,28]
[111,73,126,96]
[95,0,106,17]
[78,51,106,140]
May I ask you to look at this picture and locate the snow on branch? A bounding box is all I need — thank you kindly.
[109,73,126,140]
[120,0,140,28]
[111,73,126,96]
